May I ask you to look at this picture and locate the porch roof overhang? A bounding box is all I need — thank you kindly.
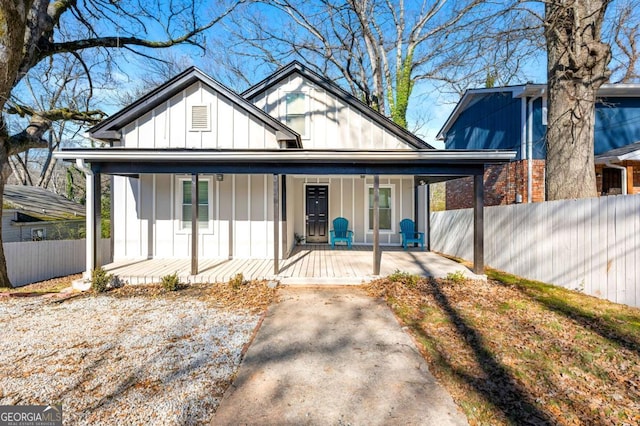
[595,141,640,164]
[54,148,516,178]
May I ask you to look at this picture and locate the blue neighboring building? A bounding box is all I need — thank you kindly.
[437,84,640,209]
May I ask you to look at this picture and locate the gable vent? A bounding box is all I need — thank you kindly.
[190,105,210,131]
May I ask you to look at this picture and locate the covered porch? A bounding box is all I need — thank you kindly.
[102,245,477,285]
[56,149,517,280]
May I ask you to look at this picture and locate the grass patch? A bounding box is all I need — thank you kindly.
[486,268,640,351]
[366,271,640,425]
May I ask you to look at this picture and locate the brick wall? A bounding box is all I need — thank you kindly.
[446,160,546,210]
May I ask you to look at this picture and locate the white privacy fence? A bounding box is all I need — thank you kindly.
[5,239,112,287]
[431,195,640,308]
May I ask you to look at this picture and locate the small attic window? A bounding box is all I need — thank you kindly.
[189,104,211,131]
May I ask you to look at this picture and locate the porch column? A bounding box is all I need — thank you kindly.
[473,173,484,274]
[414,183,419,225]
[373,175,381,275]
[281,175,288,259]
[191,173,199,275]
[273,174,280,275]
[84,170,96,275]
[93,171,102,269]
[426,184,431,251]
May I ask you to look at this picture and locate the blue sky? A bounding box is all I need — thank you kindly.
[89,0,553,150]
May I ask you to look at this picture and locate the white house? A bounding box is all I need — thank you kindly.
[55,62,515,278]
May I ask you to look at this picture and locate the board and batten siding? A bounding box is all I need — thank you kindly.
[250,74,412,150]
[430,195,640,308]
[112,173,282,261]
[120,81,280,149]
[287,176,416,249]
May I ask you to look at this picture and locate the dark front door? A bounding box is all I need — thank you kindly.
[305,185,328,243]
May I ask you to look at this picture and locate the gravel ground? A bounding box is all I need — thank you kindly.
[0,293,261,425]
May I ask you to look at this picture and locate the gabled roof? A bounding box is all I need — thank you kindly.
[595,140,640,164]
[3,186,85,221]
[242,61,434,150]
[88,67,301,146]
[437,83,640,141]
[436,84,547,141]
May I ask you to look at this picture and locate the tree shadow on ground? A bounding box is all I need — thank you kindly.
[499,277,640,357]
[422,278,556,425]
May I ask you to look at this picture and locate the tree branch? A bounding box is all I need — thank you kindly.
[6,104,106,125]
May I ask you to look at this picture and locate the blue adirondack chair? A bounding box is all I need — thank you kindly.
[330,217,354,248]
[399,219,425,250]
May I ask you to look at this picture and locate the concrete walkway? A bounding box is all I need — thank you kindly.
[213,286,468,425]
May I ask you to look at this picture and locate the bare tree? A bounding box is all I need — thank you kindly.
[544,0,612,200]
[221,0,537,128]
[606,0,640,83]
[7,54,102,192]
[0,0,241,288]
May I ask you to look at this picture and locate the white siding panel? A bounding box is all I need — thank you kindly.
[234,175,251,257]
[250,175,267,258]
[201,87,218,148]
[123,123,138,148]
[249,116,266,148]
[217,176,232,258]
[154,174,174,257]
[112,176,128,260]
[137,112,155,148]
[285,175,296,255]
[125,177,141,258]
[169,92,187,148]
[185,83,202,149]
[154,102,169,148]
[325,91,339,149]
[349,110,362,149]
[216,95,234,149]
[371,121,384,149]
[362,113,373,149]
[247,73,417,150]
[139,174,153,258]
[233,109,250,149]
[309,90,326,149]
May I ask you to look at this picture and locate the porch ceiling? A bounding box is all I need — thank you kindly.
[55,148,516,178]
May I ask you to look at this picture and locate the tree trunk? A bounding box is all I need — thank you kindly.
[544,0,612,200]
[0,1,31,288]
[0,143,13,288]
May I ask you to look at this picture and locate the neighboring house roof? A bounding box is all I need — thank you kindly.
[595,140,640,164]
[437,83,640,141]
[3,186,85,222]
[88,67,301,146]
[242,61,434,150]
[436,84,546,140]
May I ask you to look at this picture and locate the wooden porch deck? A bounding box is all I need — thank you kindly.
[103,245,476,285]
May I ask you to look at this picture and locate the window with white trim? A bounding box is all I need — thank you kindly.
[366,185,394,232]
[179,178,210,230]
[285,92,307,137]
